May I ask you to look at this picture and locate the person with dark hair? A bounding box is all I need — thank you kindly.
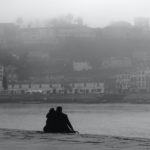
[43,108,57,133]
[43,106,77,133]
[55,106,76,133]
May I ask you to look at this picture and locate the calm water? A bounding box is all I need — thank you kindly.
[0,103,150,138]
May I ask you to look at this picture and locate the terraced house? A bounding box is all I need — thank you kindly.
[116,69,150,93]
[8,81,104,95]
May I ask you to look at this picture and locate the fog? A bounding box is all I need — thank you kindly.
[1,0,150,27]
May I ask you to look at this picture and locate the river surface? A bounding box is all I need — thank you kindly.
[0,103,150,138]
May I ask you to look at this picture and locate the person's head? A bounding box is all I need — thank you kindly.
[56,106,62,113]
[49,108,55,114]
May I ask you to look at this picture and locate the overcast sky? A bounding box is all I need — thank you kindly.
[1,0,150,27]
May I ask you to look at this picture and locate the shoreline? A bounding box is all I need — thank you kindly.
[1,93,150,104]
[1,127,150,140]
[0,101,150,104]
[0,128,150,150]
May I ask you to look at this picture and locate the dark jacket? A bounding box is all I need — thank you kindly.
[43,112,57,133]
[55,112,75,133]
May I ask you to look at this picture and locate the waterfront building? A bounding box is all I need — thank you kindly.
[130,70,150,92]
[8,81,104,95]
[116,69,150,93]
[116,73,131,92]
[71,82,104,94]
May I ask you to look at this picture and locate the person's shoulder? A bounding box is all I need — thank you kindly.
[62,113,67,117]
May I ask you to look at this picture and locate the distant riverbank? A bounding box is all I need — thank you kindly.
[0,93,125,103]
[1,93,150,103]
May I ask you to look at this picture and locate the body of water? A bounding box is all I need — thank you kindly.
[0,103,150,138]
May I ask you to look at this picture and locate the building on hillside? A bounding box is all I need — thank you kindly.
[73,62,92,71]
[116,69,150,93]
[21,27,57,45]
[20,26,96,45]
[132,51,150,61]
[54,26,96,39]
[5,66,18,82]
[102,57,132,69]
[0,23,19,48]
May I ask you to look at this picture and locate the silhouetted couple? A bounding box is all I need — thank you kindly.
[43,106,76,133]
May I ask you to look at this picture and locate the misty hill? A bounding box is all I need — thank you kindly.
[1,22,150,80]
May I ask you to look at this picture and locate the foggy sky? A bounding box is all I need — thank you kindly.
[1,0,150,27]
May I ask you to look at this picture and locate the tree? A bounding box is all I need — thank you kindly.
[46,14,84,27]
[15,17,24,27]
[75,17,84,26]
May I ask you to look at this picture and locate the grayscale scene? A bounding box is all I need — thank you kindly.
[1,0,150,149]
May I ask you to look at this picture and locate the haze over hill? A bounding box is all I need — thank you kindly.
[1,0,150,27]
[0,16,150,80]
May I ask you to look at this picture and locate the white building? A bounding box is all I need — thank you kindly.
[102,57,132,69]
[116,69,150,92]
[73,62,92,71]
[116,74,131,91]
[71,82,104,94]
[8,81,104,94]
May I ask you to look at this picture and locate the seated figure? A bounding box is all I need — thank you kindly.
[43,106,76,133]
[43,108,57,133]
[55,106,76,133]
